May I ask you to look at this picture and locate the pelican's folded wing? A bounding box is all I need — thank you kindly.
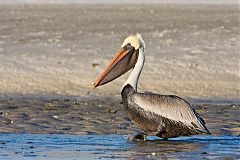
[131,92,210,134]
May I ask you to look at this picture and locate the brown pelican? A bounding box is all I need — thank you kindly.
[94,34,210,140]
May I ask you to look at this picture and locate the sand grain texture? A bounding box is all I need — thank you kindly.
[0,4,239,100]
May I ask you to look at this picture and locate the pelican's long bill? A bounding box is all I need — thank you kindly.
[94,44,139,88]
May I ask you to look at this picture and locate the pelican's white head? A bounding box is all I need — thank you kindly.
[121,33,145,51]
[94,33,145,88]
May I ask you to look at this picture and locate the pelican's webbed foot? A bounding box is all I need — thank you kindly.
[128,132,147,142]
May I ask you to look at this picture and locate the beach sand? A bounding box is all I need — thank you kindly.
[0,2,239,136]
[0,4,239,100]
[0,4,240,159]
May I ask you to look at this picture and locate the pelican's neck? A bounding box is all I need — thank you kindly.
[123,48,145,92]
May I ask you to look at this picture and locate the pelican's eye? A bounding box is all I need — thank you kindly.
[126,43,131,46]
[123,43,135,51]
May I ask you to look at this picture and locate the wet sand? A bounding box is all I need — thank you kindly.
[0,97,239,136]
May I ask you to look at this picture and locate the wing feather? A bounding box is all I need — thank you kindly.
[131,92,209,133]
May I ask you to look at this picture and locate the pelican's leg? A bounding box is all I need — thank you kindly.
[156,121,165,133]
[156,121,168,140]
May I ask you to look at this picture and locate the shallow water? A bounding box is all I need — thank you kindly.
[0,133,239,160]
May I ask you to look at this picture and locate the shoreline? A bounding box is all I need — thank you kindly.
[0,93,239,105]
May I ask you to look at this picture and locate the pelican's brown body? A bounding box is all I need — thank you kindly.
[94,34,210,140]
[121,85,209,139]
